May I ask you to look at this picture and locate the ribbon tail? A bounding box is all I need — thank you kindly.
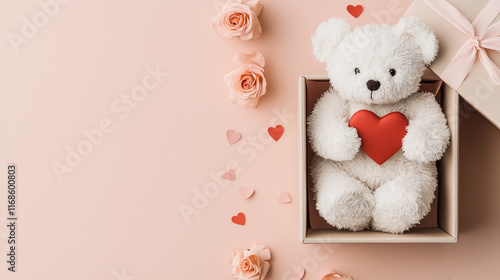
[473,0,500,38]
[440,39,477,90]
[482,21,500,42]
[423,0,475,36]
[481,37,500,51]
[478,48,500,85]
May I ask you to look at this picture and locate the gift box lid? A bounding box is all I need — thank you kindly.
[404,0,500,129]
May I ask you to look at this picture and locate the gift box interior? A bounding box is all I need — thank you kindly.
[299,70,459,243]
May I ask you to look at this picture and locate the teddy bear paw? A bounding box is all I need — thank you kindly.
[372,190,425,234]
[317,190,374,231]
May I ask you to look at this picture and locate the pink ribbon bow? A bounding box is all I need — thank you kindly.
[423,0,500,90]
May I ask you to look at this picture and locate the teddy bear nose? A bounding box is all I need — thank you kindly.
[366,80,381,91]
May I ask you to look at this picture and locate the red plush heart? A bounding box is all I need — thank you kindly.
[348,110,409,165]
[347,5,363,18]
[268,125,284,141]
[231,212,245,225]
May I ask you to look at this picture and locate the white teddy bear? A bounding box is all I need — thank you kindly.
[308,17,450,234]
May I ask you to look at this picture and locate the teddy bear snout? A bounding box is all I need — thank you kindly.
[366,80,381,91]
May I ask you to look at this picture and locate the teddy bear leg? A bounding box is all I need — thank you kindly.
[372,167,437,234]
[312,157,375,231]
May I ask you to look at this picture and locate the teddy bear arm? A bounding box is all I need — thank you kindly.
[402,93,450,163]
[308,91,361,161]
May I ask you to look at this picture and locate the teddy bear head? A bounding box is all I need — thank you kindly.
[312,17,438,105]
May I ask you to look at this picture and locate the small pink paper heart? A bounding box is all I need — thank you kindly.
[226,129,242,145]
[223,169,235,181]
[278,191,292,204]
[238,187,254,199]
[292,267,305,280]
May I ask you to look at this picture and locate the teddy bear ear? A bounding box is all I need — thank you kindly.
[312,18,351,63]
[396,17,438,65]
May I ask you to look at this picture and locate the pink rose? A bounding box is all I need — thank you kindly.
[229,244,271,280]
[321,271,354,280]
[212,0,263,40]
[224,51,267,108]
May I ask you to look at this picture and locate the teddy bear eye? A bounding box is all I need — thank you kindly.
[354,68,360,75]
[389,69,396,76]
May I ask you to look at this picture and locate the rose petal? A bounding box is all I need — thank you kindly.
[248,255,261,275]
[241,12,259,38]
[257,248,271,263]
[245,0,263,16]
[252,20,263,39]
[230,249,245,276]
[242,98,259,108]
[224,68,240,87]
[234,51,265,68]
[260,261,270,280]
[229,248,242,265]
[260,76,267,95]
[245,244,271,261]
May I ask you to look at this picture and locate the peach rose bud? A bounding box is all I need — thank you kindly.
[224,51,267,108]
[212,0,263,40]
[229,244,271,280]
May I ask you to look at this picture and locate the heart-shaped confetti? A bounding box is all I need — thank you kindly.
[268,125,284,141]
[238,187,254,199]
[226,129,242,145]
[292,267,305,280]
[347,5,363,18]
[278,191,292,204]
[223,169,236,181]
[231,212,245,225]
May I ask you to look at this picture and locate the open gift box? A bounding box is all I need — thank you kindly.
[298,70,459,243]
[404,0,500,130]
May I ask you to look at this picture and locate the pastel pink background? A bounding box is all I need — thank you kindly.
[0,0,499,279]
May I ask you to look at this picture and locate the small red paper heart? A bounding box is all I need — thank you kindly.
[268,125,284,141]
[347,5,363,18]
[348,110,408,165]
[222,169,235,181]
[231,212,245,225]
